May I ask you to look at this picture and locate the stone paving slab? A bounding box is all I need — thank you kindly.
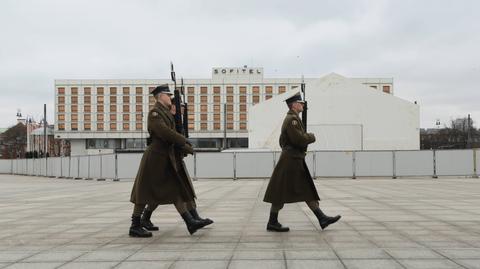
[1,175,480,268]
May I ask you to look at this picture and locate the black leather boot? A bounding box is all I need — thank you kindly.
[313,208,341,230]
[129,215,152,237]
[181,212,208,235]
[266,212,290,232]
[141,209,159,231]
[189,208,214,226]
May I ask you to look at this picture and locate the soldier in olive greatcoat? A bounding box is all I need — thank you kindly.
[263,92,341,232]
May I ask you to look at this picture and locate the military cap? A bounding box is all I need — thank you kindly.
[150,84,173,96]
[285,92,305,104]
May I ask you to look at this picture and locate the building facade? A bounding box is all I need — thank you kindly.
[54,67,394,155]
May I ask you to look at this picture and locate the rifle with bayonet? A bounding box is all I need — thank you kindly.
[170,62,189,138]
[301,75,307,131]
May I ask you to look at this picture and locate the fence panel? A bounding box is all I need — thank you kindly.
[0,159,12,174]
[101,154,116,179]
[196,153,234,178]
[78,156,89,179]
[50,157,62,177]
[61,157,70,178]
[476,149,480,177]
[70,156,80,178]
[89,155,102,179]
[235,152,274,178]
[356,151,394,177]
[184,155,194,178]
[316,151,354,177]
[117,153,142,179]
[436,150,474,176]
[395,150,434,177]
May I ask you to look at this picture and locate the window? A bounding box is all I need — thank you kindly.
[123,114,130,121]
[188,96,194,103]
[200,105,208,112]
[239,96,247,103]
[110,114,116,121]
[109,87,116,95]
[123,105,130,112]
[123,87,130,95]
[226,105,233,112]
[188,104,194,112]
[136,96,142,103]
[58,96,65,104]
[71,96,78,104]
[213,86,221,94]
[278,86,286,94]
[110,123,116,130]
[84,95,91,104]
[71,87,78,95]
[136,105,142,112]
[97,87,104,95]
[97,105,104,112]
[240,114,247,121]
[239,86,247,94]
[97,96,104,104]
[123,123,130,130]
[84,123,91,131]
[97,114,104,121]
[266,95,272,100]
[110,96,116,103]
[58,105,65,112]
[200,123,208,130]
[200,114,208,121]
[213,105,220,112]
[71,105,78,112]
[57,114,65,121]
[149,96,155,104]
[265,86,273,94]
[227,113,234,121]
[136,87,143,94]
[136,123,142,130]
[227,96,234,103]
[123,96,130,103]
[187,87,195,94]
[84,87,91,95]
[227,123,234,129]
[200,86,208,94]
[86,139,121,149]
[110,105,117,112]
[84,105,91,112]
[213,96,221,103]
[240,104,247,112]
[58,123,65,130]
[383,85,391,93]
[57,87,65,94]
[213,113,220,121]
[201,96,208,103]
[188,114,195,121]
[97,123,104,130]
[188,123,194,130]
[71,114,78,121]
[226,86,234,94]
[240,123,247,130]
[136,114,142,121]
[84,114,91,121]
[71,123,78,130]
[214,123,221,130]
[252,86,260,94]
[253,96,260,104]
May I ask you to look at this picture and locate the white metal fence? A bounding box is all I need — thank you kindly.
[0,149,479,180]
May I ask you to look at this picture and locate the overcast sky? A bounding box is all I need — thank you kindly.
[1,0,479,129]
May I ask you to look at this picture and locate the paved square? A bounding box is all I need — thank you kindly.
[1,175,480,268]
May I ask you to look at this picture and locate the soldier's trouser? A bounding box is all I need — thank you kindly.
[132,204,146,217]
[143,200,191,215]
[145,200,197,214]
[270,201,320,213]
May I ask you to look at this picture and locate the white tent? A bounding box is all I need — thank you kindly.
[248,73,419,151]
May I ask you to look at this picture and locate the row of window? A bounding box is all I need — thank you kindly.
[58,122,246,131]
[57,85,292,95]
[58,114,143,121]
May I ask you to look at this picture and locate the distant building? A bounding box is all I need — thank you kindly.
[249,73,419,151]
[54,67,394,155]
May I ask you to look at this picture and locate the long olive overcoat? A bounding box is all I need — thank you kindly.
[263,110,320,204]
[130,102,191,205]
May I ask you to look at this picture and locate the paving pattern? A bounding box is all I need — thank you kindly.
[1,174,480,268]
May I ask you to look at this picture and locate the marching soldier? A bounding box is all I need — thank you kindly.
[129,84,208,237]
[140,103,213,232]
[263,91,341,232]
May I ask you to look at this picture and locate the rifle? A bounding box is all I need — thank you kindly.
[301,75,308,131]
[170,63,189,138]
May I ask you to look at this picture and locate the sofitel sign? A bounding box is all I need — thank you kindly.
[212,67,263,76]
